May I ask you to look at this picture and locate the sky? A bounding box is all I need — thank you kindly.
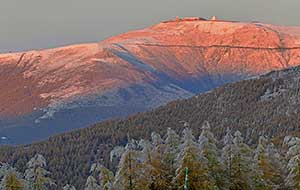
[0,0,299,53]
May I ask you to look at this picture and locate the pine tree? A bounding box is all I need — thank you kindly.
[198,121,224,189]
[84,176,101,190]
[163,128,180,170]
[285,137,300,189]
[151,132,163,148]
[266,142,285,186]
[113,140,149,190]
[227,131,254,190]
[1,174,24,190]
[139,138,171,189]
[252,136,272,189]
[253,136,284,189]
[63,184,76,190]
[138,139,154,163]
[110,146,125,163]
[161,128,181,189]
[90,163,114,190]
[221,128,234,189]
[24,154,55,190]
[0,164,24,190]
[174,128,215,189]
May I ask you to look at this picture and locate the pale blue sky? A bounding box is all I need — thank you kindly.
[0,0,299,53]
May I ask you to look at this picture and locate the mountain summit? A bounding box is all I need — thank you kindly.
[1,18,300,144]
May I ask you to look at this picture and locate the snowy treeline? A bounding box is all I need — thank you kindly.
[0,154,55,190]
[2,121,300,190]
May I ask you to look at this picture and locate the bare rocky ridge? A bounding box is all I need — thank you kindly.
[1,18,300,144]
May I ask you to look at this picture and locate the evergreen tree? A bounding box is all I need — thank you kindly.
[253,136,276,190]
[198,121,224,189]
[84,176,101,190]
[221,128,234,189]
[63,184,76,190]
[150,132,163,148]
[139,138,171,190]
[24,154,55,190]
[174,128,216,190]
[113,140,149,190]
[253,136,284,189]
[138,139,154,163]
[90,163,114,190]
[163,128,181,171]
[0,163,24,190]
[285,137,300,189]
[110,146,125,164]
[227,131,254,190]
[160,128,181,189]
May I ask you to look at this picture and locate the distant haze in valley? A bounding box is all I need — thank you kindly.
[0,0,299,53]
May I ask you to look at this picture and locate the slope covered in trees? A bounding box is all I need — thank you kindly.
[2,123,300,189]
[1,66,300,188]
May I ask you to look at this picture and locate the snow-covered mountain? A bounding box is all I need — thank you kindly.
[1,17,300,144]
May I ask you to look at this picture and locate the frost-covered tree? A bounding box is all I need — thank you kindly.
[84,176,101,190]
[253,136,279,189]
[90,163,114,190]
[139,138,172,189]
[198,121,224,189]
[0,163,24,190]
[138,139,154,163]
[286,155,300,189]
[113,140,149,190]
[227,131,254,190]
[253,136,284,189]
[24,154,55,190]
[110,146,125,163]
[175,128,216,189]
[1,174,24,190]
[162,128,181,188]
[151,132,163,148]
[63,184,76,190]
[285,137,300,189]
[285,137,300,159]
[10,127,300,189]
[163,128,181,170]
[221,127,234,189]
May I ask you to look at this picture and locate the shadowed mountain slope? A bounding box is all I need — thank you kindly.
[1,18,300,144]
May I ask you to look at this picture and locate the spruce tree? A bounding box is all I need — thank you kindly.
[84,176,101,190]
[0,163,24,190]
[253,136,274,189]
[63,184,76,190]
[198,121,224,189]
[221,127,234,189]
[253,136,284,189]
[266,142,285,187]
[175,128,215,189]
[285,137,300,189]
[24,154,55,190]
[161,128,181,189]
[227,131,254,190]
[90,163,114,190]
[140,138,171,189]
[113,140,149,190]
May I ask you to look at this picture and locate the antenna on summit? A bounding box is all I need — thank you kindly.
[210,16,218,21]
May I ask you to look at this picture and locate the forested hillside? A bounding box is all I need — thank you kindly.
[1,66,300,188]
[2,123,300,189]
